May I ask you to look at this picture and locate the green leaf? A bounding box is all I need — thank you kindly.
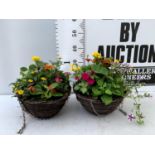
[92,64,108,75]
[29,64,37,70]
[53,93,63,97]
[92,87,102,96]
[20,67,27,72]
[101,95,112,105]
[81,87,87,94]
[97,79,104,86]
[105,89,112,95]
[113,89,122,96]
[74,84,80,91]
[44,91,52,99]
[113,84,120,88]
[36,61,44,67]
[51,83,59,88]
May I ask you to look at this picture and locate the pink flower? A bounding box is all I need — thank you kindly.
[87,78,95,85]
[64,72,71,76]
[55,77,63,83]
[82,72,90,81]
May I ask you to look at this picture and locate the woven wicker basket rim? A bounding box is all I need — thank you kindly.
[19,88,71,105]
[75,92,123,104]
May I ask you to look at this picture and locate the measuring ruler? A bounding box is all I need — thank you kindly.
[55,19,85,72]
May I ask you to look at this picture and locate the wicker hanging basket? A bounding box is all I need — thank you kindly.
[75,93,124,115]
[18,90,71,119]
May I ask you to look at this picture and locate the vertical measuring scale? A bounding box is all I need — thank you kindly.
[55,19,85,72]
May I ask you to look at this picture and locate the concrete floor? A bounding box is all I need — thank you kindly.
[0,93,155,135]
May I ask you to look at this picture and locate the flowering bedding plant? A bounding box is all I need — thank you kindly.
[73,51,131,105]
[72,51,151,124]
[11,56,70,100]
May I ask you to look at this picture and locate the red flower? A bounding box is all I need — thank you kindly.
[55,77,63,83]
[87,78,95,85]
[75,76,80,81]
[82,72,90,81]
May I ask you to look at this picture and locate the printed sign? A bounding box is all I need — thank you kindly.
[85,20,155,85]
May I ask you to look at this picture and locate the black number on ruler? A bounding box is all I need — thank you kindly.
[73,45,77,52]
[72,30,77,37]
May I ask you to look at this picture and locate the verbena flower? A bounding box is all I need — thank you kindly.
[55,77,63,83]
[128,114,136,122]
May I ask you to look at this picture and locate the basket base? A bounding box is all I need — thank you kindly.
[18,92,70,119]
[76,93,124,115]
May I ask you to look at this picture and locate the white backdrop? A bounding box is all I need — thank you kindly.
[0,19,56,94]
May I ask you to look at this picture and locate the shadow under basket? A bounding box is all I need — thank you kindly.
[18,91,70,119]
[75,93,124,115]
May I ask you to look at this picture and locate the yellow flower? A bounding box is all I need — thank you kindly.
[32,56,41,61]
[114,59,120,63]
[70,64,81,72]
[41,77,47,81]
[16,90,24,95]
[92,51,102,58]
[28,79,33,83]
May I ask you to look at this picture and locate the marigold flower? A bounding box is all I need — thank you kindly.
[70,64,81,72]
[92,51,102,58]
[28,79,33,83]
[102,58,111,67]
[114,59,120,63]
[16,90,24,95]
[71,64,81,72]
[32,56,41,61]
[41,77,47,81]
[44,64,55,70]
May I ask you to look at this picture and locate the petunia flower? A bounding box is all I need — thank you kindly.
[82,72,90,81]
[87,78,95,85]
